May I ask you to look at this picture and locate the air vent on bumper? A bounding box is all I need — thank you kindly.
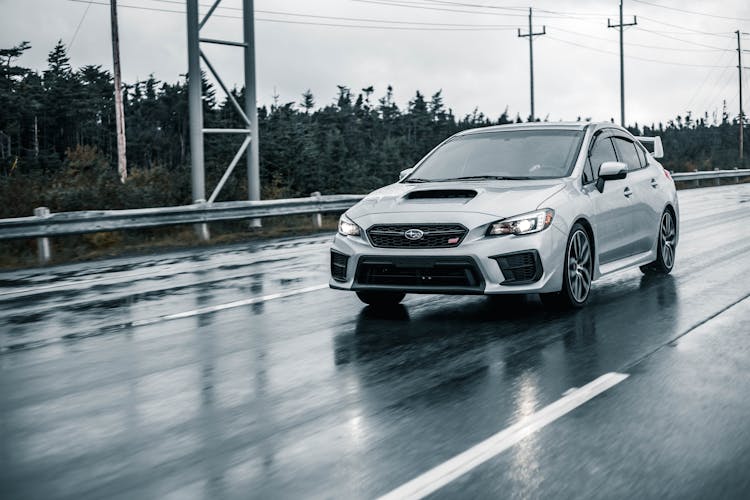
[355,256,484,292]
[331,250,349,282]
[492,250,543,285]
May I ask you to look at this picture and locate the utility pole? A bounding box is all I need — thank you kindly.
[244,0,261,227]
[608,0,637,127]
[33,116,39,159]
[186,0,204,205]
[737,30,744,161]
[517,8,545,121]
[110,0,127,183]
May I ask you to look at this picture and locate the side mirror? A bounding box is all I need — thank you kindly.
[596,161,628,192]
[399,167,414,181]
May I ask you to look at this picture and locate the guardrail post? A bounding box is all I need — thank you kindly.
[693,168,700,188]
[33,207,51,265]
[311,191,322,229]
[714,167,721,186]
[735,167,740,184]
[193,200,211,242]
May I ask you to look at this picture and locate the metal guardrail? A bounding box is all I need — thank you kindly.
[0,194,365,241]
[0,169,748,264]
[672,168,750,181]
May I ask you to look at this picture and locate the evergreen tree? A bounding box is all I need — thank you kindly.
[1,40,748,219]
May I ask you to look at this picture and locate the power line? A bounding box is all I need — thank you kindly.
[631,0,750,22]
[422,0,614,18]
[695,64,735,114]
[637,15,736,37]
[351,0,601,21]
[66,0,519,30]
[149,0,522,27]
[551,25,730,52]
[359,0,740,39]
[422,0,606,17]
[66,0,736,66]
[545,35,733,68]
[418,0,528,13]
[685,51,734,111]
[68,0,94,50]
[635,26,735,50]
[247,17,517,31]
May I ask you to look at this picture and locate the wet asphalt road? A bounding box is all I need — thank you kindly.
[1,184,750,500]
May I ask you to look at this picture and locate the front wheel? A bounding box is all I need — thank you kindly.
[541,223,593,309]
[640,210,676,275]
[356,291,405,307]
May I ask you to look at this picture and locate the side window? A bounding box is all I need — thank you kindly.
[586,136,618,183]
[612,138,642,171]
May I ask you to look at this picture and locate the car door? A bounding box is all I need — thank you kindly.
[612,136,661,255]
[583,132,636,265]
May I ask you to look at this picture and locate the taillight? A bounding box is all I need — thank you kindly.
[663,168,671,180]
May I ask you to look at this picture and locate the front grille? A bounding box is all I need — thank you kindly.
[355,256,483,291]
[492,250,543,285]
[367,224,467,248]
[330,251,349,282]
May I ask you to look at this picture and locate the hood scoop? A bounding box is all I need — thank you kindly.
[405,189,477,200]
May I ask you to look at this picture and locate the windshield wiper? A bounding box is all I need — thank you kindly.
[436,175,533,181]
[402,177,432,183]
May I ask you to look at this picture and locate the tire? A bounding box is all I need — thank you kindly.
[640,209,676,275]
[540,223,593,309]
[356,291,406,306]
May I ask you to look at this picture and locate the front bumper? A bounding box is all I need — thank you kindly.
[329,221,567,295]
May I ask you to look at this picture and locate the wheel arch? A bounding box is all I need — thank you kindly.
[572,216,597,278]
[663,203,679,246]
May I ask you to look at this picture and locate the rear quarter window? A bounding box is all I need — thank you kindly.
[612,138,643,171]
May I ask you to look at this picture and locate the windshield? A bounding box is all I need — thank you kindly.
[406,129,584,182]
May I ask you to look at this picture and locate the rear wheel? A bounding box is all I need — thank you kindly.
[541,223,593,309]
[356,291,405,307]
[640,209,676,275]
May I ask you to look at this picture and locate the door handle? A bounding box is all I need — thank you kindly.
[650,178,659,188]
[623,187,633,198]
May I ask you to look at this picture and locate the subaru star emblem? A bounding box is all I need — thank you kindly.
[404,228,424,240]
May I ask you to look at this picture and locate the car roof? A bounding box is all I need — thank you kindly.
[456,121,621,137]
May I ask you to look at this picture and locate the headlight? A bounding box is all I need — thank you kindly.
[487,209,555,236]
[338,214,361,236]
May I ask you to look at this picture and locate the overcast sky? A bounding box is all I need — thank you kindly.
[2,0,749,126]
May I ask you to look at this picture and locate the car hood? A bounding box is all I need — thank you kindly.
[347,180,566,221]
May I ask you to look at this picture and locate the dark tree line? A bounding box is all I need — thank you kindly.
[0,41,747,219]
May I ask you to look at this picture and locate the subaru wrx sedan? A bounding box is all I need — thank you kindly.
[330,122,678,308]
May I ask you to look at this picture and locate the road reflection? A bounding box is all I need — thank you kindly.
[329,275,680,484]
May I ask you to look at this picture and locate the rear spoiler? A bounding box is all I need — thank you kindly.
[636,136,664,159]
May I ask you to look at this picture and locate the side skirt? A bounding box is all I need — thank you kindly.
[598,250,655,277]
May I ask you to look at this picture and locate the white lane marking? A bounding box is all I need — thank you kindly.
[130,284,330,327]
[378,372,629,500]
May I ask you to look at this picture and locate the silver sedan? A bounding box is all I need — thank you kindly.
[330,122,679,308]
